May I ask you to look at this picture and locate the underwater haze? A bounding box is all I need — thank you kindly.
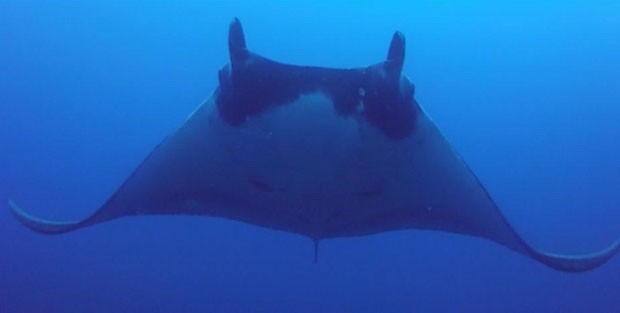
[1,1,619,312]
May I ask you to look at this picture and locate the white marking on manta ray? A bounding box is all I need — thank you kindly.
[8,18,620,272]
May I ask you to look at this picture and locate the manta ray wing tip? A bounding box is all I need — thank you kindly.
[8,198,81,235]
[527,237,620,272]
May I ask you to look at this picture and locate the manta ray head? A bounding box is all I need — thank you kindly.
[216,18,417,140]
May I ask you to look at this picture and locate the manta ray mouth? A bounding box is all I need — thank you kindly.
[7,18,620,273]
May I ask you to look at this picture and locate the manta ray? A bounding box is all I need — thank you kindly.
[9,19,620,272]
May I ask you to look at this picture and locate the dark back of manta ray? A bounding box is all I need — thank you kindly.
[8,18,620,273]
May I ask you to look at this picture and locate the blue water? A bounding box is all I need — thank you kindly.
[1,2,619,312]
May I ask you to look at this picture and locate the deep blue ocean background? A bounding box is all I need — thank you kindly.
[1,2,619,312]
